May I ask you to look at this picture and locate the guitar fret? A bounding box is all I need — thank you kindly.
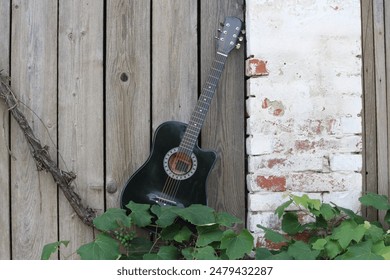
[179,53,228,150]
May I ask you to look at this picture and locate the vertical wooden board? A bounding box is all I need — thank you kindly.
[200,0,245,224]
[361,0,378,219]
[58,0,104,258]
[105,0,151,209]
[372,0,388,221]
[152,0,198,131]
[10,0,58,259]
[0,0,10,260]
[385,0,390,200]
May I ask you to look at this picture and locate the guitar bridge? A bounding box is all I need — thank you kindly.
[147,193,184,208]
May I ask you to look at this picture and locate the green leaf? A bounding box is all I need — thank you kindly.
[385,210,390,225]
[275,200,293,218]
[255,248,273,260]
[359,193,390,210]
[157,246,179,260]
[143,246,179,260]
[174,204,216,226]
[196,225,224,247]
[142,253,160,260]
[193,246,219,260]
[281,212,304,235]
[174,226,193,243]
[151,205,178,228]
[287,241,320,260]
[324,239,343,259]
[332,220,366,249]
[220,229,254,259]
[311,238,327,250]
[93,208,131,231]
[126,237,153,260]
[77,233,120,260]
[215,212,242,227]
[372,241,390,260]
[336,241,384,260]
[257,225,289,243]
[364,222,385,243]
[161,223,182,241]
[126,201,153,227]
[268,251,294,260]
[319,203,337,221]
[41,241,69,260]
[292,194,321,211]
[181,247,195,260]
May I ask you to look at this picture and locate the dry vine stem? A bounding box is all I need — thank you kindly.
[0,73,96,227]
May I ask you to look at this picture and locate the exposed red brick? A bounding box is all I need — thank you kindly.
[273,108,283,116]
[294,139,327,152]
[267,158,287,168]
[246,58,269,76]
[256,237,288,250]
[262,98,269,109]
[293,231,312,243]
[311,120,322,134]
[256,176,286,192]
[262,98,285,116]
[294,140,313,151]
[326,119,336,134]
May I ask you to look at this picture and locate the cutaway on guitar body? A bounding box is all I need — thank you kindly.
[120,121,217,212]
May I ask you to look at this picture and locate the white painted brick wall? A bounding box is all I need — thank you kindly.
[246,0,363,240]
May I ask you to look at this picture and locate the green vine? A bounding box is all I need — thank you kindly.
[42,202,253,260]
[256,193,390,260]
[42,193,390,260]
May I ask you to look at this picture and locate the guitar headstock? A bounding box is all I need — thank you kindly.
[216,16,244,55]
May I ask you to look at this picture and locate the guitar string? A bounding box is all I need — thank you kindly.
[162,55,226,201]
[160,54,227,205]
[161,55,227,203]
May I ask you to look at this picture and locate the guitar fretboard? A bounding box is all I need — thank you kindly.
[179,52,228,153]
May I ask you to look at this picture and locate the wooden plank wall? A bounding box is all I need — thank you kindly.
[11,0,58,259]
[362,0,390,221]
[0,0,245,259]
[0,0,10,260]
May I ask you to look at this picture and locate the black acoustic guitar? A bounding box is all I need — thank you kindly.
[120,16,243,210]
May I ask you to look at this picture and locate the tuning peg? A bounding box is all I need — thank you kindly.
[235,43,241,49]
[241,29,246,34]
[238,36,244,42]
[220,22,225,27]
[217,29,222,33]
[214,36,219,40]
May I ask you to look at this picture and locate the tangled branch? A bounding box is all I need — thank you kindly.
[0,73,96,227]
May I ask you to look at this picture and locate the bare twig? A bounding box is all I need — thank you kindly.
[0,73,96,227]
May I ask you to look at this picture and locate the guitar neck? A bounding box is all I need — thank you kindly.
[179,52,228,153]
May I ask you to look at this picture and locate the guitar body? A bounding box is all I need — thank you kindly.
[120,121,217,209]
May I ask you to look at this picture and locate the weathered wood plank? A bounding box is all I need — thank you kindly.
[10,0,58,259]
[58,0,104,259]
[200,0,245,224]
[361,0,378,220]
[0,0,11,260]
[385,0,390,201]
[372,0,388,221]
[105,0,151,209]
[152,0,198,131]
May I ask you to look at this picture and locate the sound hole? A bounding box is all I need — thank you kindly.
[163,147,198,180]
[168,152,192,175]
